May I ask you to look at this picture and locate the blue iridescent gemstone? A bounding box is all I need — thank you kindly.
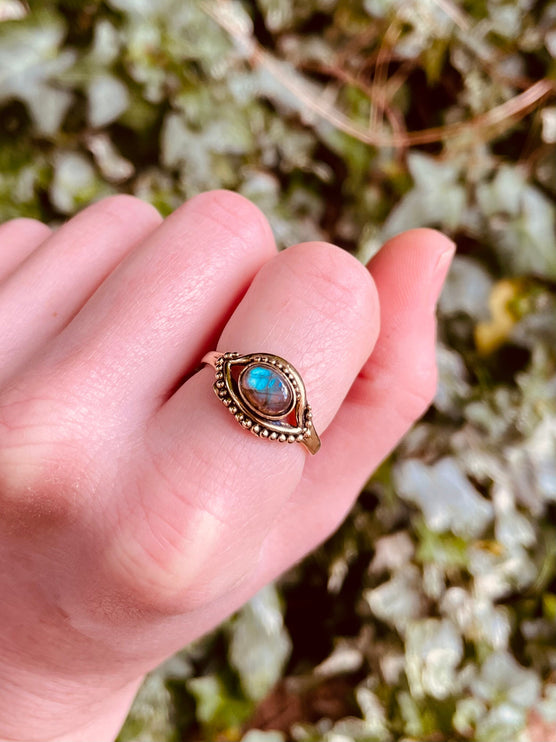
[239,364,293,416]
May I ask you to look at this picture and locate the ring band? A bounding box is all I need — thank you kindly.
[202,351,321,455]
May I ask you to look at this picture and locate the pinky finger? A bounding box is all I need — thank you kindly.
[0,218,51,284]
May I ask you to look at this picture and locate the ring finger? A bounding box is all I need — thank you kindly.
[107,240,380,611]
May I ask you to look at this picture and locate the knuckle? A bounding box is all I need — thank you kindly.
[100,461,199,615]
[287,241,377,319]
[185,189,274,256]
[0,386,92,532]
[114,551,258,618]
[114,575,220,618]
[82,194,162,233]
[106,508,229,617]
[0,217,51,241]
[104,444,259,616]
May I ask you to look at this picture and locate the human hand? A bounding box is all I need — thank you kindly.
[0,191,454,742]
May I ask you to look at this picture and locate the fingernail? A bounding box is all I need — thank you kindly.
[430,240,456,305]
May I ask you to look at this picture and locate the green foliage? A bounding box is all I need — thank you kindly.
[1,0,555,739]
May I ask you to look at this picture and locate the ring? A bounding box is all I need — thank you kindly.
[201,351,321,455]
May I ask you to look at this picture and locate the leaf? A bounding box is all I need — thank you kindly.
[240,731,286,742]
[88,73,129,127]
[187,675,252,737]
[381,153,466,238]
[474,279,522,355]
[478,167,556,279]
[440,587,512,650]
[438,255,493,321]
[471,651,541,708]
[369,531,415,573]
[405,618,464,700]
[116,672,177,742]
[394,457,494,539]
[364,565,426,633]
[229,584,292,702]
[49,151,107,214]
[0,13,76,134]
[416,525,470,569]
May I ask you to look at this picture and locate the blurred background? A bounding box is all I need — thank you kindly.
[1,0,555,740]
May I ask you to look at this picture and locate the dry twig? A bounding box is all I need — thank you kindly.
[203,0,554,149]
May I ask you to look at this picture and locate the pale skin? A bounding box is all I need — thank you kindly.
[0,190,454,742]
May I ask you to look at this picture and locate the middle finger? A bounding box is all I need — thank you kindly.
[16,190,276,428]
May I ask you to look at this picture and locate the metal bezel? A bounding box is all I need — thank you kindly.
[213,352,313,443]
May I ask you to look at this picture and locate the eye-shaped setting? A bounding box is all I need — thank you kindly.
[201,351,321,455]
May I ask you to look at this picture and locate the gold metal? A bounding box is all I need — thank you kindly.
[202,351,321,455]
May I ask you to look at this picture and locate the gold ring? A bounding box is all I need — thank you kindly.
[202,351,321,455]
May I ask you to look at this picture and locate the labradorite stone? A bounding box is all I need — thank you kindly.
[240,365,293,416]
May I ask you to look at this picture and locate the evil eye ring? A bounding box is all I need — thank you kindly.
[201,351,321,455]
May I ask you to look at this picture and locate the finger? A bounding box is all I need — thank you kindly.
[255,229,455,580]
[0,196,162,385]
[0,192,276,533]
[24,190,277,421]
[0,218,52,283]
[107,241,380,611]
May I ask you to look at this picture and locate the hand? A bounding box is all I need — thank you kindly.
[0,191,454,742]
